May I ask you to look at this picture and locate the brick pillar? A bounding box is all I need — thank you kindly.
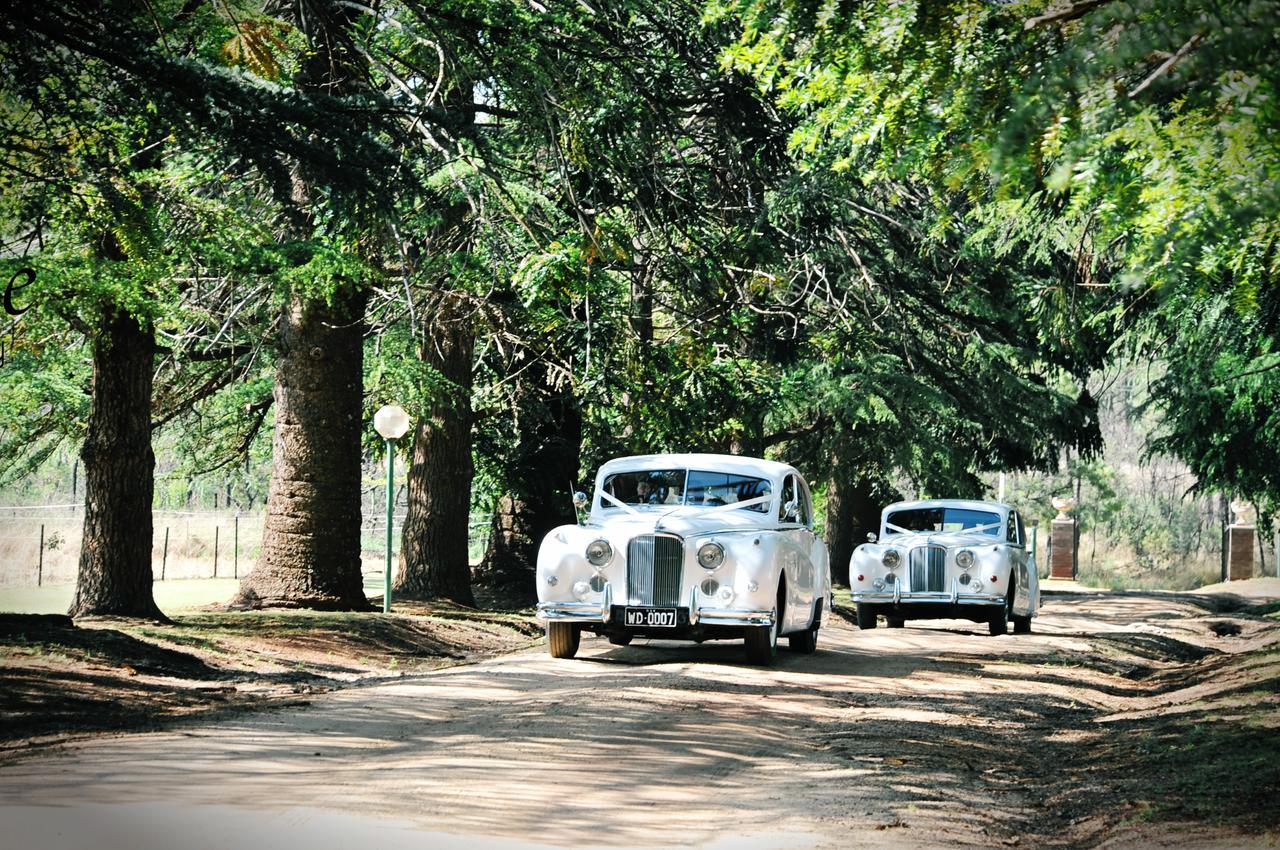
[1050,518,1076,580]
[1226,524,1255,581]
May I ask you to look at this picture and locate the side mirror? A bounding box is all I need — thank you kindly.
[866,532,878,544]
[573,491,589,510]
[784,498,800,521]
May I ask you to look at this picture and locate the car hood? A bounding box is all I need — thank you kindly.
[879,531,1002,549]
[588,506,770,538]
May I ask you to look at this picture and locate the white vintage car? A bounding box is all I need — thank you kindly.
[849,499,1038,635]
[536,453,832,664]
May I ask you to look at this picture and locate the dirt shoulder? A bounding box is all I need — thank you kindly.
[0,600,541,753]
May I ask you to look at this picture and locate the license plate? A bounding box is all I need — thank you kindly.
[624,607,677,628]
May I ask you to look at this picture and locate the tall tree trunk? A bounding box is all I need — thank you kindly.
[824,447,881,588]
[238,288,370,610]
[70,308,163,620]
[477,378,583,601]
[396,292,476,604]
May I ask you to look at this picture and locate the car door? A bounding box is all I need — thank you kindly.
[1007,510,1032,614]
[777,474,818,633]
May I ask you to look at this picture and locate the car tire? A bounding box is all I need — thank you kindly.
[789,600,822,654]
[608,634,633,646]
[1012,615,1032,635]
[855,604,877,630]
[886,617,905,629]
[988,615,1008,636]
[547,622,581,658]
[745,608,779,665]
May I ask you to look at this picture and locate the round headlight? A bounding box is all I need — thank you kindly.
[956,549,975,569]
[585,538,612,567]
[697,541,725,570]
[882,549,901,569]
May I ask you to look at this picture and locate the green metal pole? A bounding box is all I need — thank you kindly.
[384,437,394,614]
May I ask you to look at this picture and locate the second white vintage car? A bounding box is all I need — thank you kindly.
[536,453,832,664]
[849,499,1039,635]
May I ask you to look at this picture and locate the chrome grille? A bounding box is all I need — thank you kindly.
[909,546,947,592]
[626,534,684,606]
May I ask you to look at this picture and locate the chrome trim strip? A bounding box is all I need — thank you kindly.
[537,581,613,624]
[849,591,1005,605]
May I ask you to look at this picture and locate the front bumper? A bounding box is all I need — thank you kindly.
[850,577,1004,607]
[535,583,774,628]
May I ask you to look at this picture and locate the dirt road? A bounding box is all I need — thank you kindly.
[1,588,1277,850]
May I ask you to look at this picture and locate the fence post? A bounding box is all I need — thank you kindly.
[162,527,169,581]
[37,524,44,587]
[213,525,219,578]
[233,513,239,579]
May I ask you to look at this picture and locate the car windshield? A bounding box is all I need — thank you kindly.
[599,469,771,513]
[885,507,1002,536]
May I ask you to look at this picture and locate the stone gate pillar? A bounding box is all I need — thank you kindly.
[1227,500,1256,581]
[1049,496,1077,580]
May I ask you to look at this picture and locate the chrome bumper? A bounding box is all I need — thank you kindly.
[850,577,1003,606]
[688,586,774,627]
[536,582,613,623]
[534,582,775,629]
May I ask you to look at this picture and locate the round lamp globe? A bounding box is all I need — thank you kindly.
[374,404,411,440]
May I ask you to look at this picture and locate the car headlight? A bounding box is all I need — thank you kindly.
[882,549,901,569]
[585,538,612,567]
[956,549,975,569]
[697,541,725,570]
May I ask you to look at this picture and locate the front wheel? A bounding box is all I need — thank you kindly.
[1012,615,1032,635]
[886,617,905,629]
[608,633,633,646]
[547,622,581,658]
[988,615,1008,637]
[745,609,779,665]
[856,604,877,630]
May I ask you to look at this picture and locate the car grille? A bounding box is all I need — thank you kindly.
[626,534,684,606]
[909,546,947,592]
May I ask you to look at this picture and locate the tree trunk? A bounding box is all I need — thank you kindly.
[477,379,583,601]
[238,288,370,610]
[70,308,163,620]
[396,292,476,605]
[824,449,881,588]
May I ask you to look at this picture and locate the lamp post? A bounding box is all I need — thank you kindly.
[374,404,411,613]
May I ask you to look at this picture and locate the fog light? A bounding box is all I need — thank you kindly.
[700,578,719,596]
[589,574,607,593]
[958,573,970,586]
[872,579,885,591]
[970,577,983,590]
[572,580,591,601]
[718,587,735,603]
[886,573,897,584]
[956,549,975,569]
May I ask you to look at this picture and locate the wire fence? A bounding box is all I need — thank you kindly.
[0,505,493,588]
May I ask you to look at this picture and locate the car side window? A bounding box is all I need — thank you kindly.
[1007,512,1021,546]
[798,480,812,528]
[779,475,796,522]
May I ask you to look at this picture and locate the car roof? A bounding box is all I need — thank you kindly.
[596,453,798,481]
[883,499,1012,515]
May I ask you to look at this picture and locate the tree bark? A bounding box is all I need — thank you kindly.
[238,288,371,610]
[70,308,164,620]
[477,377,582,601]
[824,450,882,588]
[396,292,476,605]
